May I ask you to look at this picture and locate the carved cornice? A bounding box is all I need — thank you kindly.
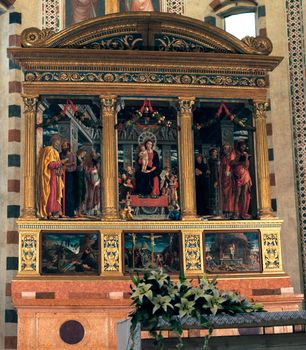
[19,12,272,55]
[8,13,283,92]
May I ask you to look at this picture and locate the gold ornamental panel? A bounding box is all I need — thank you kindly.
[182,231,204,276]
[101,231,122,276]
[261,228,283,272]
[19,230,40,276]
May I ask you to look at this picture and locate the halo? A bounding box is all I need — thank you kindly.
[138,131,157,148]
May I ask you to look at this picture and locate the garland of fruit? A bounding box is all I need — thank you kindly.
[36,99,100,129]
[115,99,176,130]
[194,101,255,131]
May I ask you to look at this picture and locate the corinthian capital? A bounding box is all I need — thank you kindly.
[100,95,117,114]
[22,95,38,113]
[254,101,269,120]
[178,97,195,114]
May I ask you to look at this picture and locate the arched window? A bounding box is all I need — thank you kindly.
[224,12,256,39]
[210,0,258,39]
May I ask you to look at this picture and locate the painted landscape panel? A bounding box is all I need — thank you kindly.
[204,231,261,273]
[41,231,100,275]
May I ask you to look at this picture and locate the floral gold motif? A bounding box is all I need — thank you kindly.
[82,34,143,50]
[263,233,281,270]
[21,234,37,272]
[103,234,120,272]
[184,234,202,271]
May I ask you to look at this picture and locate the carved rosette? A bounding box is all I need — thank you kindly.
[21,27,55,48]
[20,233,38,273]
[241,36,273,55]
[262,232,282,271]
[102,234,121,273]
[183,234,203,273]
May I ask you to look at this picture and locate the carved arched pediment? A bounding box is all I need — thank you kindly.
[21,12,272,55]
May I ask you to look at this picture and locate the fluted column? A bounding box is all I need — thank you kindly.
[21,95,38,219]
[100,96,119,220]
[254,101,274,219]
[178,97,198,220]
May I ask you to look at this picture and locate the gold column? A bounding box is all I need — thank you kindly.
[178,97,198,220]
[254,101,274,219]
[100,96,119,220]
[21,95,38,219]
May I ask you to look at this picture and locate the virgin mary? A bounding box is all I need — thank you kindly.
[135,139,161,196]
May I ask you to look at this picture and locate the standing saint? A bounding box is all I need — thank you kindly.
[232,140,252,219]
[124,0,155,11]
[220,142,235,218]
[71,0,99,24]
[195,154,209,216]
[38,135,66,219]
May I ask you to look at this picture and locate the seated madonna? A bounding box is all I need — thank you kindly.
[134,139,161,197]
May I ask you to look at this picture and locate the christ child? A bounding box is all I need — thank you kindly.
[138,144,149,172]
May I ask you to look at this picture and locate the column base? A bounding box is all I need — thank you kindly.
[181,212,200,221]
[19,208,38,220]
[259,208,276,219]
[101,209,119,221]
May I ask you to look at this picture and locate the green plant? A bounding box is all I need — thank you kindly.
[129,269,264,350]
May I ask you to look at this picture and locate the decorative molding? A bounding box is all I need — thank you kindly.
[17,219,284,231]
[20,12,272,55]
[24,71,266,88]
[285,0,306,288]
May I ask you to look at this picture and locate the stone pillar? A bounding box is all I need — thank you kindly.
[254,101,274,219]
[21,95,38,219]
[178,97,197,220]
[100,96,119,220]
